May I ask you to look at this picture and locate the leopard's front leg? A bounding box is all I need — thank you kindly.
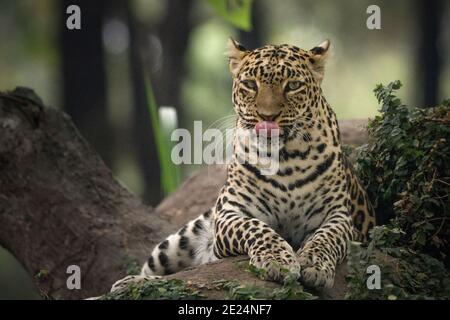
[214,210,300,282]
[297,209,353,289]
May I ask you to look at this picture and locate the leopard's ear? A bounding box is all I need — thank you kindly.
[227,38,248,76]
[308,39,331,84]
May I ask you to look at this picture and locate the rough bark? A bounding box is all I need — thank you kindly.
[0,88,367,299]
[0,88,172,299]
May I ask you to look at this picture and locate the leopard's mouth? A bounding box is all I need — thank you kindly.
[236,119,291,141]
[254,121,284,136]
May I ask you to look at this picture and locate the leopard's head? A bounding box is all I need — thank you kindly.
[227,39,331,140]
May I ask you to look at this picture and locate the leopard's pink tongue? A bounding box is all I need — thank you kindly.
[255,121,280,136]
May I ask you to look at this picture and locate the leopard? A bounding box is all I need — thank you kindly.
[111,38,376,293]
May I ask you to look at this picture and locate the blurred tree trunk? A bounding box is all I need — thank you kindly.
[238,0,263,49]
[123,0,195,204]
[153,0,194,129]
[124,2,162,205]
[59,0,113,166]
[416,0,444,107]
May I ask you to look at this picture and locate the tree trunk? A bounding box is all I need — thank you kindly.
[125,2,163,205]
[0,88,368,299]
[238,0,264,49]
[415,0,444,107]
[59,0,113,166]
[153,0,194,128]
[0,88,173,299]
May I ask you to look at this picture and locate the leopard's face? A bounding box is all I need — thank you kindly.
[227,39,330,140]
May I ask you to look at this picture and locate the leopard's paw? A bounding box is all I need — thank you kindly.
[250,250,301,283]
[110,275,161,293]
[297,251,334,289]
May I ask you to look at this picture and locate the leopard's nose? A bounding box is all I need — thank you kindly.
[257,111,281,121]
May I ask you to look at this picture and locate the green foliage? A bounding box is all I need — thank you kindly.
[347,81,450,299]
[102,279,203,300]
[346,226,450,299]
[123,256,141,276]
[243,262,316,299]
[215,260,317,300]
[355,81,450,263]
[207,0,253,31]
[144,77,180,195]
[271,275,318,300]
[244,263,268,279]
[213,279,268,299]
[34,269,49,281]
[213,277,317,300]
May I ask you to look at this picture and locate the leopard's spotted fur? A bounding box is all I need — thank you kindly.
[111,39,376,292]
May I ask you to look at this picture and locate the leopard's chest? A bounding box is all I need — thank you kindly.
[261,177,332,249]
[227,151,342,249]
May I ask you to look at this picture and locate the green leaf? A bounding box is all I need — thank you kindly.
[207,0,253,31]
[144,76,180,195]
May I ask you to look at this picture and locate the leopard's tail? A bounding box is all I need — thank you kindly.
[141,208,217,276]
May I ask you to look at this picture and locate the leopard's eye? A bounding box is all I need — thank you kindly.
[242,80,258,91]
[285,81,304,93]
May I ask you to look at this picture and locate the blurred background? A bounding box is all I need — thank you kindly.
[0,0,449,299]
